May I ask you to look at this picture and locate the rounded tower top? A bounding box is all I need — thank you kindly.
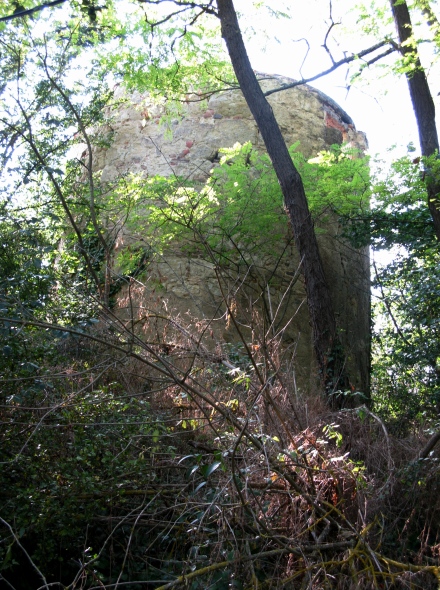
[93,75,367,183]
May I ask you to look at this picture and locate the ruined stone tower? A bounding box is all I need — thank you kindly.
[93,75,370,397]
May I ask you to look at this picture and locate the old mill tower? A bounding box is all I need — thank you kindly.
[92,75,370,397]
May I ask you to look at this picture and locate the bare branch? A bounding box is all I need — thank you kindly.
[263,39,396,98]
[138,0,218,17]
[0,518,49,590]
[323,22,339,66]
[292,37,310,80]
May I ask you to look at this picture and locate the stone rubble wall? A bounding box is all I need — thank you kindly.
[92,75,370,397]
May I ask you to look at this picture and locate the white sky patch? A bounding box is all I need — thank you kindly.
[237,0,439,161]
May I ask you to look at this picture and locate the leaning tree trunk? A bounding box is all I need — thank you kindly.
[216,0,351,400]
[390,0,440,242]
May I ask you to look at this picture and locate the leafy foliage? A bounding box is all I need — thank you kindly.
[353,0,440,81]
[98,11,234,99]
[340,150,440,430]
[373,247,440,428]
[141,142,370,264]
[0,376,171,587]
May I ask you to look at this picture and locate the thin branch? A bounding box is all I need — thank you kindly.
[0,575,18,590]
[40,54,108,254]
[0,366,110,464]
[263,40,396,98]
[373,259,410,345]
[145,6,196,28]
[0,0,68,22]
[0,518,49,590]
[2,114,103,296]
[66,501,153,590]
[294,37,310,79]
[323,21,339,66]
[356,405,395,479]
[138,0,218,17]
[152,544,355,590]
[114,494,162,589]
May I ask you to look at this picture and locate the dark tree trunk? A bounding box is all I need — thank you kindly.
[390,0,440,242]
[216,0,351,400]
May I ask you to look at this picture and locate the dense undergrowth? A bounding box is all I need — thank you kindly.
[1,144,439,588]
[1,302,440,589]
[1,143,440,590]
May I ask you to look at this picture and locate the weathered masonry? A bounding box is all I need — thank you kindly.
[93,75,370,397]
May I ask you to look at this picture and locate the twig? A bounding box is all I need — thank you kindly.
[0,518,49,590]
[354,405,395,493]
[263,40,396,98]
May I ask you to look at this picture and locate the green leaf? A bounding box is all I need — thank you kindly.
[2,345,13,356]
[201,461,221,478]
[178,454,195,464]
[188,464,199,476]
[193,481,207,493]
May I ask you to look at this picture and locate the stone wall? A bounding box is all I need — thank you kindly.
[93,75,370,397]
